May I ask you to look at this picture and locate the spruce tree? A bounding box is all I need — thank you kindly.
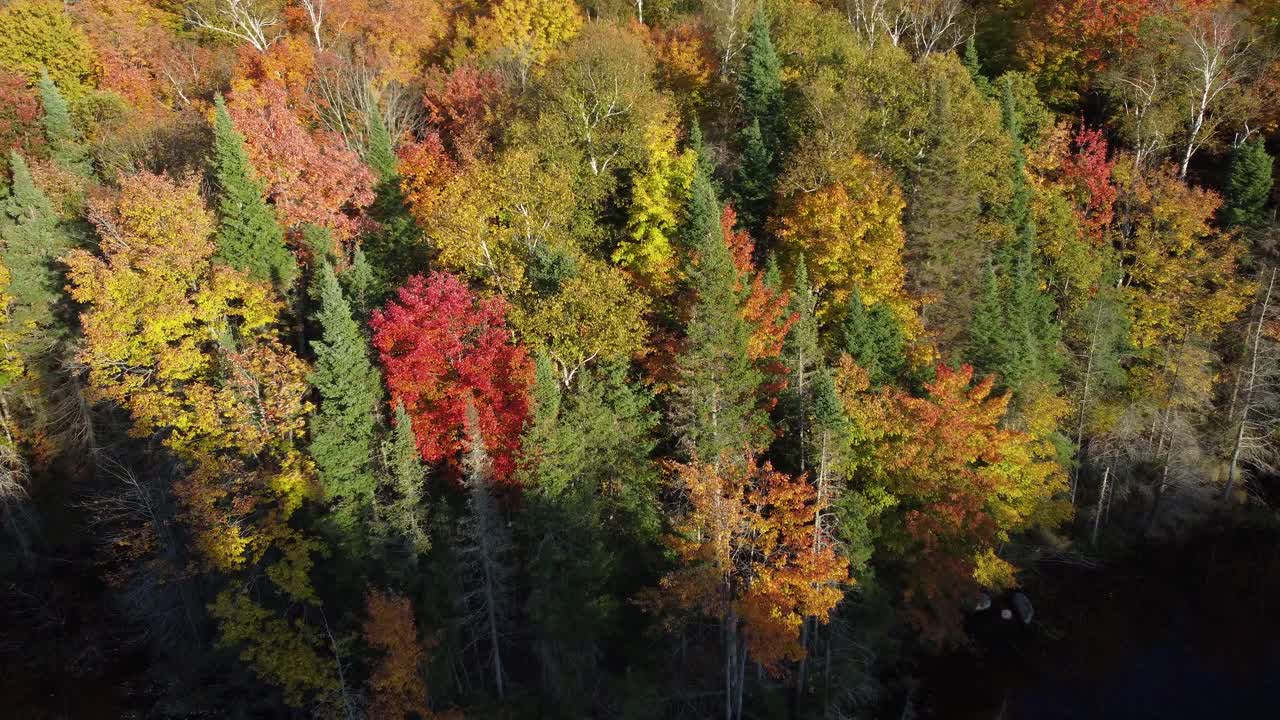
[734,118,773,236]
[966,263,1010,379]
[671,160,764,461]
[361,107,426,304]
[963,34,992,96]
[210,95,297,290]
[365,108,398,183]
[308,261,383,557]
[969,78,1061,396]
[519,357,659,708]
[739,5,782,144]
[679,144,721,253]
[37,70,87,173]
[1,151,73,353]
[341,243,375,322]
[377,401,431,566]
[1223,138,1273,229]
[836,286,906,388]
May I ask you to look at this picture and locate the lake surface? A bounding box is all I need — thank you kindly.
[914,529,1280,719]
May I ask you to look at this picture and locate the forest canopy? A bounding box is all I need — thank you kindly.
[2,1,1280,718]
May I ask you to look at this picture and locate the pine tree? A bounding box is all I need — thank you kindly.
[0,150,72,354]
[836,285,905,388]
[671,161,765,461]
[1223,138,1273,229]
[37,69,87,173]
[308,261,383,557]
[211,95,297,291]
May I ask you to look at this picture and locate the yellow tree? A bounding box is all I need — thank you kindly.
[1117,164,1252,354]
[773,153,919,335]
[509,255,649,386]
[471,0,583,87]
[67,172,336,704]
[836,358,1068,645]
[617,117,696,295]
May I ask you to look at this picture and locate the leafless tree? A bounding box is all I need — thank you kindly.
[842,0,964,56]
[456,399,512,700]
[1177,8,1256,178]
[185,0,283,53]
[1224,267,1280,501]
[298,0,326,50]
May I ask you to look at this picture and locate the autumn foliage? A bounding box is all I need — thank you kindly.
[653,452,848,672]
[371,272,534,484]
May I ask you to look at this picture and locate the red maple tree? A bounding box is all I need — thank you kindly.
[371,272,534,485]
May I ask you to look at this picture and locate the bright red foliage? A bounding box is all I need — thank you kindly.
[1061,124,1118,242]
[0,71,43,158]
[422,65,504,163]
[225,79,375,241]
[371,273,534,485]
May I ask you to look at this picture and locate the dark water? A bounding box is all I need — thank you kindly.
[916,530,1280,719]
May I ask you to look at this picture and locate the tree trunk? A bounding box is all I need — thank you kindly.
[1225,266,1276,502]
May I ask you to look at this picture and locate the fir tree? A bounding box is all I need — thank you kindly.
[0,150,72,353]
[671,163,764,461]
[37,69,87,173]
[1223,138,1273,229]
[211,95,297,291]
[308,261,383,557]
[837,286,905,388]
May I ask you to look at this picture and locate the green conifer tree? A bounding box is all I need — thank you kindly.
[679,144,721,254]
[360,107,426,304]
[836,286,906,388]
[963,34,992,96]
[365,108,398,183]
[1,150,72,354]
[308,261,383,558]
[734,118,773,236]
[739,5,782,144]
[1223,138,1274,229]
[671,162,764,461]
[519,357,659,708]
[966,263,1010,379]
[37,69,87,173]
[210,95,297,291]
[377,401,431,567]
